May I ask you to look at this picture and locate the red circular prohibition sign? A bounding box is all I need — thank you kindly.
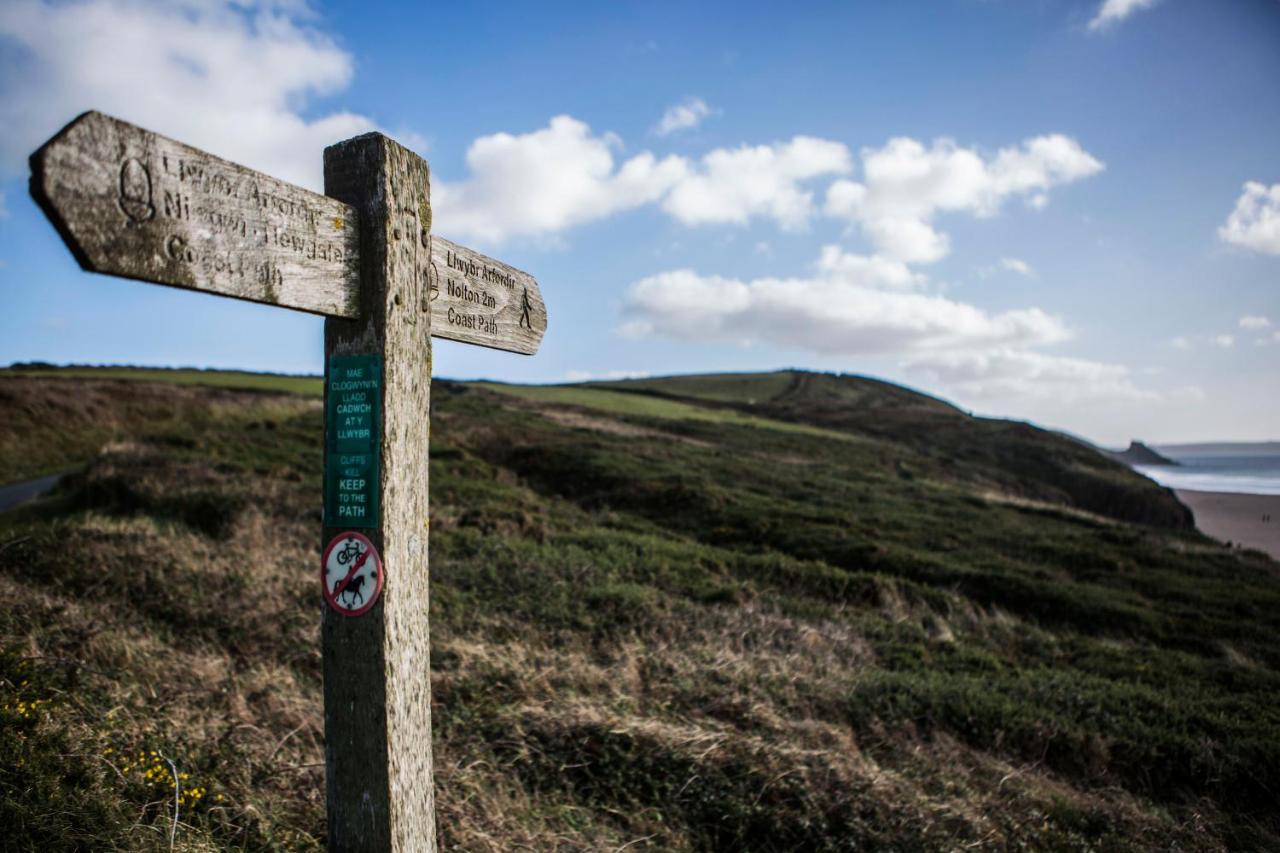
[321,531,383,616]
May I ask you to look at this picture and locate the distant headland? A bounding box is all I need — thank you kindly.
[1107,440,1179,466]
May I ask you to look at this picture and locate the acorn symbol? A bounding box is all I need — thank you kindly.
[118,158,154,223]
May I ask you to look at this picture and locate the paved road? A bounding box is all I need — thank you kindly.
[0,473,65,512]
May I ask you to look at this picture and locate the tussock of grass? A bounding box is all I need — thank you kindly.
[0,369,1277,850]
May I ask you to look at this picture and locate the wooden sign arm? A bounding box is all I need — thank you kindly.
[29,111,547,354]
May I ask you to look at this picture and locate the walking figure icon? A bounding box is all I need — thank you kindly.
[519,287,533,329]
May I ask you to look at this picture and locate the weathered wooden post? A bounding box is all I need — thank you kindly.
[319,134,436,850]
[28,111,547,851]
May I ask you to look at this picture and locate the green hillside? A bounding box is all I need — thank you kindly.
[2,363,323,401]
[1,368,1277,850]
[589,371,1193,529]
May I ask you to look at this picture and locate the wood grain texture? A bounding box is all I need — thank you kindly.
[429,236,547,354]
[30,111,362,317]
[30,111,548,353]
[322,133,436,852]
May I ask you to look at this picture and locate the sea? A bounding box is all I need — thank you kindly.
[1134,443,1280,496]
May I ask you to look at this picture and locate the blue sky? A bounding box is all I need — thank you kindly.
[1,0,1277,444]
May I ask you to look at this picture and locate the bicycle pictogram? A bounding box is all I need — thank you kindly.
[336,537,363,566]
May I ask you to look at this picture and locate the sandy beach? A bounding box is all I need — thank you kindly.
[1176,490,1280,561]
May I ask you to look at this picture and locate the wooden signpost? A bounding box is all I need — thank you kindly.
[29,110,548,851]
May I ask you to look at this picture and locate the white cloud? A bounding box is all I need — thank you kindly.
[1089,0,1161,32]
[977,257,1037,279]
[1213,335,1235,349]
[437,127,851,241]
[0,0,384,191]
[1218,182,1280,255]
[620,248,1068,355]
[433,115,688,243]
[662,137,852,231]
[903,348,1164,402]
[1000,258,1034,277]
[653,97,714,137]
[815,245,923,290]
[383,118,1093,248]
[825,135,1103,263]
[1171,336,1191,350]
[1240,315,1272,330]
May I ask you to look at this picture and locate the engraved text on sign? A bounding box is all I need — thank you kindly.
[429,236,547,355]
[31,111,361,317]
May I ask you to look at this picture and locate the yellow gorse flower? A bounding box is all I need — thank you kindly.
[3,697,51,719]
[107,747,214,807]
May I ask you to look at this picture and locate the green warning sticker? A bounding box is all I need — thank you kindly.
[325,354,381,528]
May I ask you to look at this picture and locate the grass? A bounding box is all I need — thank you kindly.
[0,370,321,484]
[0,367,1277,850]
[2,364,323,397]
[477,381,868,443]
[587,370,798,404]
